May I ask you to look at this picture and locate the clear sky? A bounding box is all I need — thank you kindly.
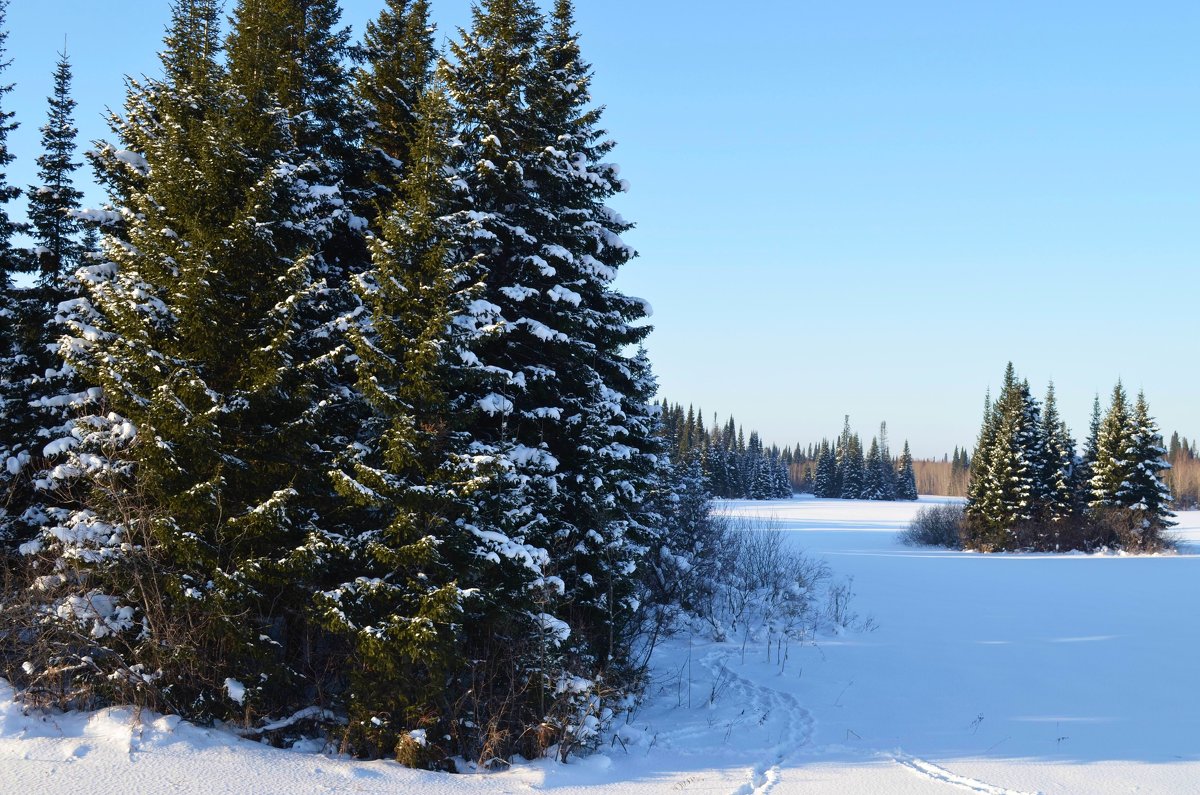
[5,1,1199,457]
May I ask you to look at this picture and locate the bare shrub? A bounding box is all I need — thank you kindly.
[901,503,965,548]
[1086,506,1174,553]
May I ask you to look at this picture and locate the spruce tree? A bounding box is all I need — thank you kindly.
[0,0,30,555]
[1039,382,1077,528]
[965,364,1045,549]
[28,0,346,720]
[839,433,865,499]
[1077,394,1103,512]
[814,441,836,498]
[862,437,883,499]
[877,421,897,500]
[319,84,493,763]
[445,0,662,759]
[1089,381,1134,510]
[356,0,436,216]
[28,49,84,286]
[897,441,918,500]
[1117,391,1174,532]
[1,44,85,557]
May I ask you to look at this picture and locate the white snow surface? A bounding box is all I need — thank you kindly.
[4,496,1200,793]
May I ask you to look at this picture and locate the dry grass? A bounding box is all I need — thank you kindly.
[912,460,968,497]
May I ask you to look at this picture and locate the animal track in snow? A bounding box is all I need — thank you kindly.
[699,650,814,795]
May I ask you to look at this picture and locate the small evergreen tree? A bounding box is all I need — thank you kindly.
[1039,382,1077,528]
[896,441,918,500]
[1089,381,1134,510]
[813,441,836,498]
[1116,391,1174,532]
[839,433,865,499]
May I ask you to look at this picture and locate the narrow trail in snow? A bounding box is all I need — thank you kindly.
[700,650,815,795]
[893,753,1042,795]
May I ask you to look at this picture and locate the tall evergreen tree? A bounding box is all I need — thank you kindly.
[896,441,918,500]
[813,441,836,498]
[445,0,661,759]
[356,0,436,216]
[877,421,897,500]
[1077,394,1103,508]
[966,364,1045,549]
[1039,382,1077,527]
[862,436,883,500]
[28,49,84,286]
[27,0,346,721]
[0,0,31,554]
[1117,391,1174,531]
[1,43,85,556]
[839,433,865,499]
[1089,381,1134,509]
[319,84,495,763]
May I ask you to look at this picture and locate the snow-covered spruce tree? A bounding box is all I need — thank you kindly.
[446,0,661,761]
[1075,394,1102,516]
[838,433,864,499]
[520,0,662,756]
[1088,381,1134,511]
[1038,382,1077,535]
[1115,391,1174,536]
[896,441,918,500]
[356,0,436,220]
[862,436,883,499]
[0,45,85,562]
[0,0,35,559]
[317,83,496,765]
[876,422,897,500]
[224,0,367,516]
[965,364,1045,550]
[813,441,836,497]
[25,0,344,720]
[226,0,356,175]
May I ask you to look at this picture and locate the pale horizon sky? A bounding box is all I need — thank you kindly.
[5,1,1198,458]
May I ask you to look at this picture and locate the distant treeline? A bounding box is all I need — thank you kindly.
[786,418,918,501]
[658,403,792,499]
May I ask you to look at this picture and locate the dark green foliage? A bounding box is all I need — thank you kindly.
[1114,391,1174,534]
[964,364,1044,548]
[28,50,84,287]
[319,84,477,764]
[0,0,37,556]
[356,0,436,217]
[2,43,85,557]
[896,442,918,500]
[2,0,679,771]
[22,0,349,721]
[813,441,837,497]
[965,365,1173,552]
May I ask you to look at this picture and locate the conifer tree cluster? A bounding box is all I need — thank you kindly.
[658,402,792,499]
[0,0,678,768]
[806,418,918,501]
[965,363,1173,552]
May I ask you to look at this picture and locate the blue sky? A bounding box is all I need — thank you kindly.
[6,1,1199,457]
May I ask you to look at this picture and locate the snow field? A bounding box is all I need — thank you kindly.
[3,496,1200,793]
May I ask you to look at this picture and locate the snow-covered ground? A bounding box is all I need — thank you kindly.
[4,496,1200,794]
